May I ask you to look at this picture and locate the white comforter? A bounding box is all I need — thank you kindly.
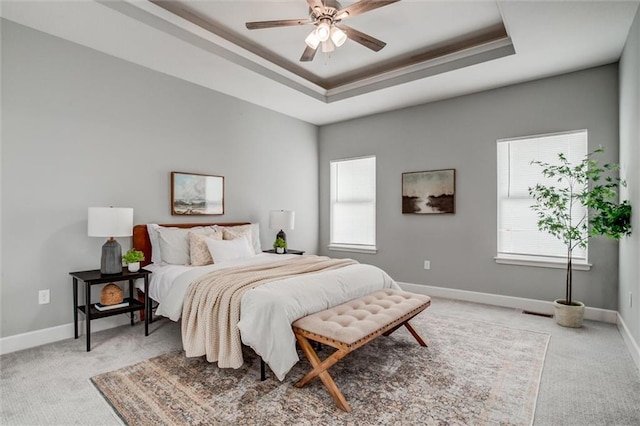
[146,254,400,380]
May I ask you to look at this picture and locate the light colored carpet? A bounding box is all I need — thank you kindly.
[1,297,639,425]
[91,312,549,425]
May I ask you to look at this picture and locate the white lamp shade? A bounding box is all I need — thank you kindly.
[330,26,347,47]
[88,207,133,237]
[305,30,320,49]
[269,210,295,231]
[321,40,335,53]
[316,22,331,42]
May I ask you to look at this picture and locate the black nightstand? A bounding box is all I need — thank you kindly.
[263,249,305,255]
[70,268,151,351]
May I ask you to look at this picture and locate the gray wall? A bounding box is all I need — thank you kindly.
[619,8,640,344]
[319,65,621,310]
[0,21,319,338]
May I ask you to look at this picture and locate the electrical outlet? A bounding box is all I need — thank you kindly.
[39,289,50,305]
[629,292,633,308]
[423,260,430,270]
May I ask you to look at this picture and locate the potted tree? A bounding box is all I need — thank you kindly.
[123,249,145,272]
[273,237,287,254]
[529,146,632,327]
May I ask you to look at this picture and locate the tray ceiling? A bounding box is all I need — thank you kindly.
[1,1,638,125]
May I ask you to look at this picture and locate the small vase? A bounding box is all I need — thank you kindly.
[127,262,140,272]
[276,247,284,254]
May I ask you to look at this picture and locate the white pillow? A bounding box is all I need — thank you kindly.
[206,236,254,263]
[147,224,162,264]
[220,223,262,254]
[156,226,217,265]
[250,223,262,254]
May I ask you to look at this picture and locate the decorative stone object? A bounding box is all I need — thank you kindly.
[101,283,123,306]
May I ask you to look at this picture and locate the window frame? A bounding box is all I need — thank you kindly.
[329,155,377,254]
[495,129,591,270]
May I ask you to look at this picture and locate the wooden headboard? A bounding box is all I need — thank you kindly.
[133,222,251,266]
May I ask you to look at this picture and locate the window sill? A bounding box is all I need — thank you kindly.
[495,255,591,271]
[328,244,377,254]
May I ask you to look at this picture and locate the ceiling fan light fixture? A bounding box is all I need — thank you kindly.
[316,21,331,42]
[245,0,399,62]
[305,30,320,49]
[321,40,335,53]
[330,26,347,47]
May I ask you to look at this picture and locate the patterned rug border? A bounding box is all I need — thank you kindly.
[90,378,128,426]
[89,313,551,425]
[379,313,552,426]
[435,315,552,426]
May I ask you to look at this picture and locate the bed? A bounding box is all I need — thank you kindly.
[133,222,401,381]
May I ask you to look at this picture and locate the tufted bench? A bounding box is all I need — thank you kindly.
[291,289,431,412]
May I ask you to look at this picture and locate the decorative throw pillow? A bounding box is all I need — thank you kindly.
[222,227,252,245]
[221,223,262,254]
[206,235,254,263]
[189,230,222,266]
[156,226,217,265]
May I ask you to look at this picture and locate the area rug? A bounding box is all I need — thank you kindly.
[91,312,549,425]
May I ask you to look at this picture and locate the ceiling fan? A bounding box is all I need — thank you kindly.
[245,0,400,62]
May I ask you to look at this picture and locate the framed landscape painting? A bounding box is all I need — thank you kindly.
[402,169,455,214]
[171,171,224,215]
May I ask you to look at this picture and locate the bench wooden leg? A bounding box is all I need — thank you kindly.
[404,322,428,347]
[294,334,352,412]
[382,320,428,347]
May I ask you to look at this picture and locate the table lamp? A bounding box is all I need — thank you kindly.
[269,210,295,250]
[88,207,133,274]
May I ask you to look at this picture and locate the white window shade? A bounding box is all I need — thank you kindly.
[496,130,588,266]
[330,156,376,252]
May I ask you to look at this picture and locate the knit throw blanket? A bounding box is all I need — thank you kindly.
[181,255,358,368]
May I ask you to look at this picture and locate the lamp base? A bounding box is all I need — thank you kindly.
[101,238,123,274]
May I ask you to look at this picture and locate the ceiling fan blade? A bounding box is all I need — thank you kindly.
[338,24,387,51]
[246,18,312,30]
[306,0,324,11]
[335,0,400,20]
[300,45,319,62]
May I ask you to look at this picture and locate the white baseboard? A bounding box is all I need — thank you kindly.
[398,282,640,371]
[2,284,636,362]
[0,314,134,356]
[397,282,619,324]
[617,313,640,372]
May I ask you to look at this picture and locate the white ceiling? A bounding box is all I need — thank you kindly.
[2,1,639,125]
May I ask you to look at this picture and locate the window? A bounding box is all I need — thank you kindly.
[496,130,590,269]
[329,156,376,253]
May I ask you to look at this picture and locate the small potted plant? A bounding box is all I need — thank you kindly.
[273,237,287,254]
[123,249,145,272]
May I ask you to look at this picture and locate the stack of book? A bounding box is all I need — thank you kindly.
[94,300,130,311]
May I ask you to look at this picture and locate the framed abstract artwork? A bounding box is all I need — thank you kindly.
[402,169,455,214]
[171,171,224,215]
